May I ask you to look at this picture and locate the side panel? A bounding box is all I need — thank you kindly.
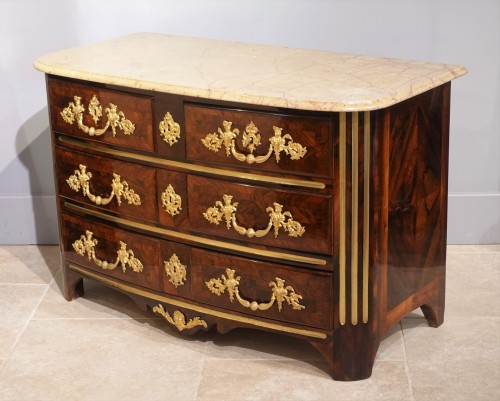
[385,83,450,325]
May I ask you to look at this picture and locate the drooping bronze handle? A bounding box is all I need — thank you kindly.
[66,164,141,206]
[72,230,143,273]
[60,95,135,137]
[206,268,305,312]
[203,194,305,239]
[201,120,307,164]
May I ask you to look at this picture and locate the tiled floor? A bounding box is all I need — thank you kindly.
[0,245,498,401]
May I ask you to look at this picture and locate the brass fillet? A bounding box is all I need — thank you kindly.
[351,112,359,326]
[363,111,371,324]
[339,112,346,325]
[58,136,325,190]
[64,202,327,267]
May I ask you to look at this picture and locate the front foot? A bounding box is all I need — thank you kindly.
[62,265,84,301]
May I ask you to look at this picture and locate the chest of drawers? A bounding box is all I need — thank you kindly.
[35,33,466,380]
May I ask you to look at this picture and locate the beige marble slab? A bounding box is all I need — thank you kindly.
[34,32,467,112]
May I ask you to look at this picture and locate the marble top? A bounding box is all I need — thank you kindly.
[34,32,467,112]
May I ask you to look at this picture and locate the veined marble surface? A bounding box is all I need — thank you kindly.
[34,32,467,112]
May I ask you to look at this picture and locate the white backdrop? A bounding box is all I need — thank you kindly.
[0,0,498,244]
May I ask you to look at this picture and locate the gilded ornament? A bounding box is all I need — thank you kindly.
[66,164,141,206]
[201,120,307,164]
[88,95,102,124]
[152,305,207,331]
[206,268,305,312]
[60,95,135,137]
[203,195,305,239]
[72,230,143,273]
[161,185,182,217]
[159,112,181,146]
[164,254,187,287]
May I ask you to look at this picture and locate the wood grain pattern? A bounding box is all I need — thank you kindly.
[60,212,162,290]
[55,146,158,223]
[48,77,154,151]
[187,175,333,255]
[327,84,450,380]
[190,248,333,329]
[185,104,333,178]
[385,84,449,326]
[47,73,454,381]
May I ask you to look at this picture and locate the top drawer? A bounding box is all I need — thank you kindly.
[185,104,333,178]
[48,77,154,152]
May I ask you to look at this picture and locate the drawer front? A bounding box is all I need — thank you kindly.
[185,104,332,177]
[188,175,333,255]
[55,147,157,223]
[61,212,162,290]
[48,77,154,152]
[191,248,333,329]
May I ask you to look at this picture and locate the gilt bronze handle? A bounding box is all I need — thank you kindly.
[61,95,135,137]
[201,120,306,164]
[203,194,305,239]
[206,268,305,312]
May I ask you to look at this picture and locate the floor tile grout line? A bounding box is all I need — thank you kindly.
[194,351,208,401]
[8,281,52,358]
[0,283,51,286]
[30,317,168,321]
[400,320,416,401]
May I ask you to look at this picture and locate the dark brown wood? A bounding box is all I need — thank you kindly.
[326,85,450,381]
[60,212,163,291]
[48,77,154,152]
[61,263,84,301]
[46,72,453,381]
[55,146,158,223]
[155,93,187,160]
[190,247,333,329]
[184,104,334,178]
[384,83,449,328]
[187,174,333,255]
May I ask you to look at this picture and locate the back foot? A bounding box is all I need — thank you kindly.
[420,302,444,328]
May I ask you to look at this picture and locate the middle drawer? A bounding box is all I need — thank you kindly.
[56,146,333,255]
[55,146,157,223]
[187,175,333,255]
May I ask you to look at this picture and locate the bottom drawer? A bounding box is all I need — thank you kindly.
[61,212,194,298]
[61,211,333,330]
[191,249,333,330]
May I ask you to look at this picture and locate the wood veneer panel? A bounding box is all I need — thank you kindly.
[187,175,333,255]
[61,212,162,290]
[185,104,333,178]
[190,248,333,329]
[48,77,154,151]
[385,85,449,315]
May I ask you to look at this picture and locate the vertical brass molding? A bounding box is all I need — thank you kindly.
[351,112,359,325]
[339,112,346,326]
[363,111,371,324]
